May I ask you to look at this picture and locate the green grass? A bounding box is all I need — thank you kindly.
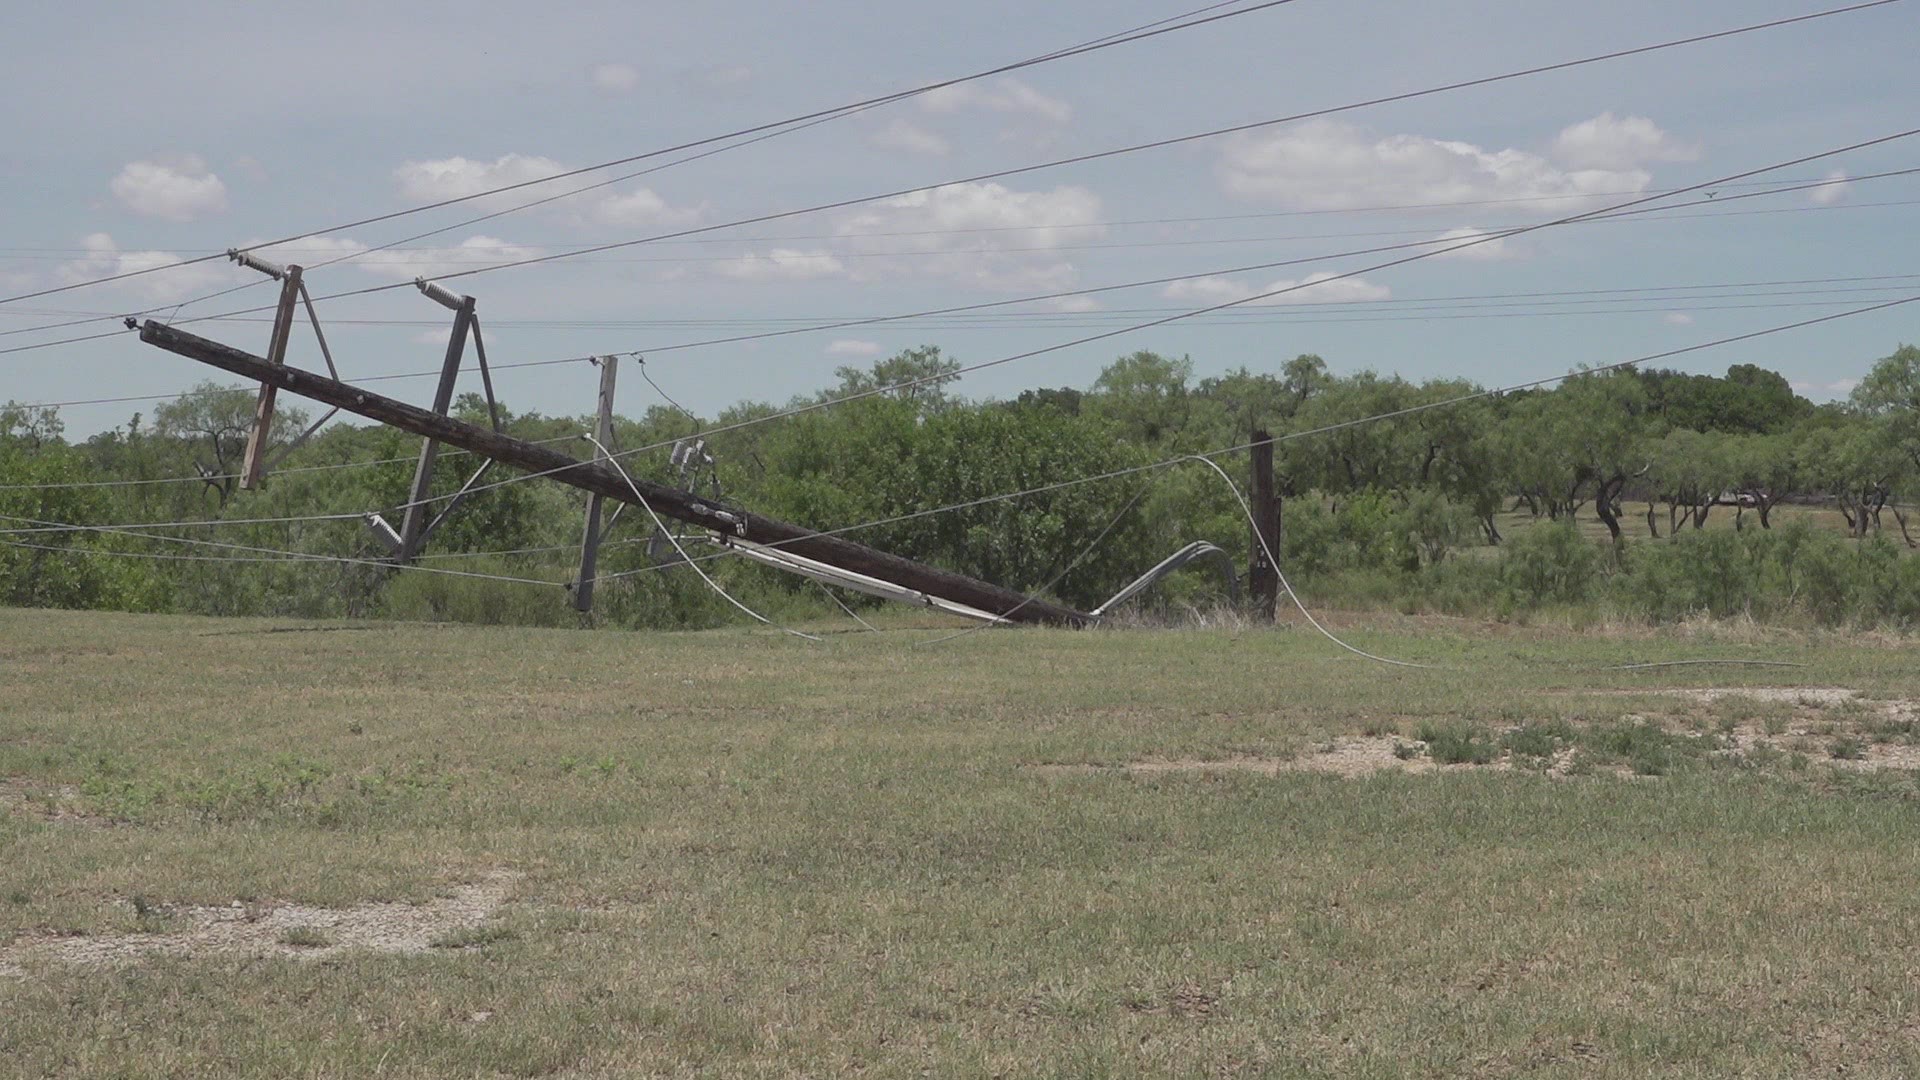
[5,607,1920,1077]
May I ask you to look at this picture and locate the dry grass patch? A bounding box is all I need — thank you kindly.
[0,870,517,975]
[10,608,1920,1076]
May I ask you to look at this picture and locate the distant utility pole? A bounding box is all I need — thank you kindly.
[1249,428,1280,622]
[573,356,620,615]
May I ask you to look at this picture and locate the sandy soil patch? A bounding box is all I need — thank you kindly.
[0,871,517,977]
[1035,737,1528,780]
[1673,687,1864,707]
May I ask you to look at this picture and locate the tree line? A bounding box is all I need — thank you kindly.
[3,343,1917,628]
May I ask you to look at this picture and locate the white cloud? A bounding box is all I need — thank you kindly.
[1828,378,1860,395]
[835,181,1104,291]
[1550,112,1698,171]
[1429,227,1523,261]
[1809,169,1852,206]
[247,235,371,266]
[1161,271,1391,307]
[110,156,228,221]
[351,236,544,281]
[871,118,950,157]
[389,151,698,228]
[921,78,1071,124]
[1218,117,1663,212]
[222,233,542,287]
[392,152,699,228]
[590,63,640,94]
[57,233,229,302]
[1040,295,1103,313]
[825,339,883,358]
[595,187,702,227]
[718,248,846,281]
[394,153,583,204]
[1663,312,1695,326]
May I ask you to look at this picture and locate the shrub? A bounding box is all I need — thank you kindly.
[1416,721,1499,765]
[1497,522,1600,609]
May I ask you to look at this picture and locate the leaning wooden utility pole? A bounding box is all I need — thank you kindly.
[224,250,346,491]
[1248,428,1281,622]
[139,321,1089,626]
[397,284,478,562]
[573,355,619,615]
[239,264,303,490]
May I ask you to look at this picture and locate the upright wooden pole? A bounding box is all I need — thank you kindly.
[239,265,303,490]
[397,295,476,561]
[1249,428,1280,622]
[574,356,620,614]
[139,320,1091,626]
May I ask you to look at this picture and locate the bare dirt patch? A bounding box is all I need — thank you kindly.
[0,871,518,976]
[1035,737,1520,780]
[1672,687,1864,707]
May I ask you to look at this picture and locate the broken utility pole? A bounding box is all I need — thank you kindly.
[139,320,1090,626]
[1248,428,1280,622]
[573,355,619,615]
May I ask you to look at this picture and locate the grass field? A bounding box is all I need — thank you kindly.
[5,607,1920,1077]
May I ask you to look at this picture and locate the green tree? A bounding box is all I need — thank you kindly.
[1084,351,1197,447]
[151,382,308,507]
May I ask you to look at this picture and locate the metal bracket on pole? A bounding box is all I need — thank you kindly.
[573,356,620,614]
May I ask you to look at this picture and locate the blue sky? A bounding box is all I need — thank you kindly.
[2,0,1915,436]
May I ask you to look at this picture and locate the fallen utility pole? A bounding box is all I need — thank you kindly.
[139,320,1090,626]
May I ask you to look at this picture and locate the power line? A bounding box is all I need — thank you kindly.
[0,0,1302,310]
[0,0,1893,354]
[7,158,1907,385]
[22,124,1910,517]
[273,1,1285,301]
[0,513,563,586]
[0,170,1874,263]
[5,159,1903,368]
[4,287,1904,422]
[310,3,1917,300]
[10,182,1904,280]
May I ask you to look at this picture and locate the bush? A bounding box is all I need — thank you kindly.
[1497,522,1600,609]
